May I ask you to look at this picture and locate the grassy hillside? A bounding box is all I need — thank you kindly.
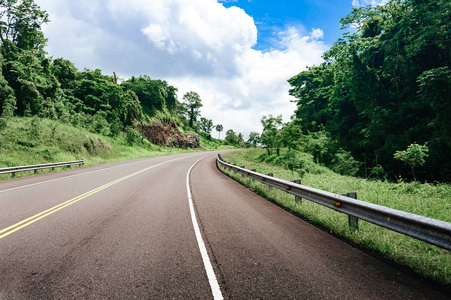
[221,148,451,288]
[0,117,228,179]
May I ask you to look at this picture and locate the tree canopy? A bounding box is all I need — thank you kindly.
[288,0,451,182]
[122,75,178,113]
[0,0,49,52]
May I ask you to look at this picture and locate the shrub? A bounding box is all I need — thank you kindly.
[109,118,123,137]
[369,165,387,180]
[125,126,141,145]
[394,143,429,181]
[91,115,110,136]
[331,149,360,176]
[29,116,42,139]
[284,151,307,178]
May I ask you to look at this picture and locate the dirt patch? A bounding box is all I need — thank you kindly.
[138,121,199,149]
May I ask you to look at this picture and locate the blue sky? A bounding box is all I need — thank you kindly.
[36,0,386,138]
[221,0,355,50]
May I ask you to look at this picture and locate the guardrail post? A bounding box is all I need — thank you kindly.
[267,173,273,189]
[293,180,302,204]
[34,169,38,174]
[346,192,359,231]
[241,166,245,177]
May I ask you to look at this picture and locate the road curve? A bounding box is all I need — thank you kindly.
[0,152,448,299]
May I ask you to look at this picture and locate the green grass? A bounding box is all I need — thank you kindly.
[0,117,227,180]
[222,148,451,287]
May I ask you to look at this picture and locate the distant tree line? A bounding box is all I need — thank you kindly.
[287,0,450,182]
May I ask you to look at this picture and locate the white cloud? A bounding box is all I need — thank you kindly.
[352,0,389,7]
[36,0,326,138]
[310,28,324,41]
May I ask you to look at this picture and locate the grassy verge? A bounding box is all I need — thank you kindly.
[0,117,229,180]
[221,148,451,287]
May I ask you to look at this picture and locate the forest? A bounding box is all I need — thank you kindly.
[285,0,450,182]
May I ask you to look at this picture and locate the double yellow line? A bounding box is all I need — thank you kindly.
[0,156,188,241]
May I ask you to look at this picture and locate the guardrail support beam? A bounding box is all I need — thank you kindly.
[293,180,302,204]
[346,192,359,231]
[267,173,273,189]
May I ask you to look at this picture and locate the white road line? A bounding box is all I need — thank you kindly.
[187,156,223,300]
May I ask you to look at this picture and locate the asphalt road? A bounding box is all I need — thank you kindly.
[0,152,448,299]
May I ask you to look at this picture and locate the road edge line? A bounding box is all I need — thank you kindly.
[186,156,224,300]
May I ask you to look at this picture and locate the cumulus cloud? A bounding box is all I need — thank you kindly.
[36,0,326,138]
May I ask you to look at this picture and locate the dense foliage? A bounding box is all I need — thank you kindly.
[122,75,177,113]
[288,0,451,182]
[0,0,158,136]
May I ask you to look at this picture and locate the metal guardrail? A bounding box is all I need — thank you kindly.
[0,160,84,176]
[217,154,451,251]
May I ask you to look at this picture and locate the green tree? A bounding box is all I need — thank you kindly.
[122,75,162,111]
[0,51,16,117]
[165,84,178,110]
[182,91,202,128]
[248,131,260,147]
[50,58,78,90]
[260,114,282,156]
[237,133,244,147]
[63,68,142,133]
[417,67,451,147]
[304,130,334,165]
[0,0,49,52]
[122,76,178,113]
[215,124,223,139]
[225,129,239,145]
[279,121,302,152]
[2,47,60,116]
[394,143,429,181]
[288,63,333,133]
[199,117,213,134]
